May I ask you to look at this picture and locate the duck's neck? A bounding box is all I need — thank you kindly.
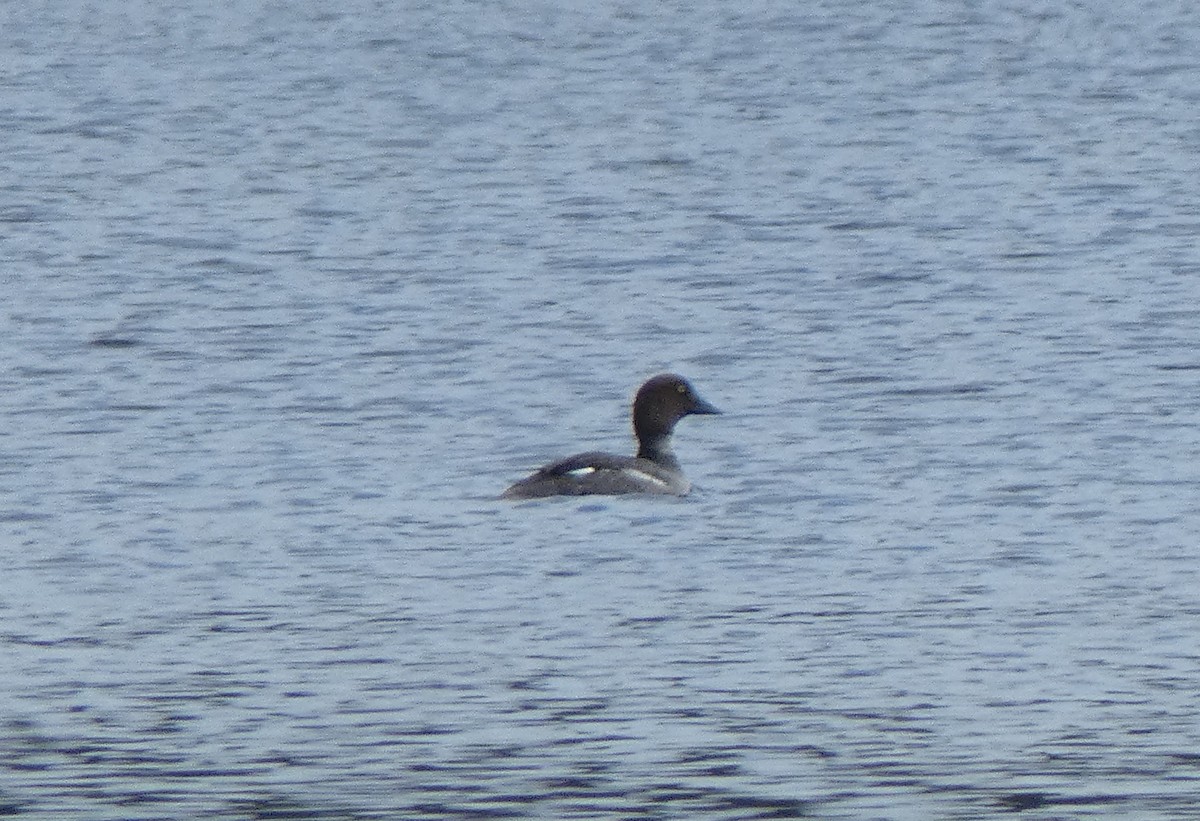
[636,432,679,471]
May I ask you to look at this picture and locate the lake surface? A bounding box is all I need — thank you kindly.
[4,0,1200,818]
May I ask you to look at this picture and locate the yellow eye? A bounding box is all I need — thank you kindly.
[676,383,686,394]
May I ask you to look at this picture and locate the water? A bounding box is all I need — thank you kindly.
[3,0,1200,818]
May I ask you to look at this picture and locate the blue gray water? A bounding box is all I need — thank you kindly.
[4,0,1200,818]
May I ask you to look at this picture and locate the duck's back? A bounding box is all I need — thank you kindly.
[501,451,688,499]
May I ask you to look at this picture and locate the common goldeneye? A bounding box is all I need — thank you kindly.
[501,374,720,499]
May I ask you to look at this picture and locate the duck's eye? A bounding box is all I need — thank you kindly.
[676,383,687,394]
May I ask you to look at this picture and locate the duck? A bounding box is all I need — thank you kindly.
[501,373,719,499]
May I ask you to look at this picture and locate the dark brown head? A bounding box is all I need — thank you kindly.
[632,374,719,464]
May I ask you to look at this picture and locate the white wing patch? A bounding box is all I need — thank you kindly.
[620,467,671,488]
[559,464,680,492]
